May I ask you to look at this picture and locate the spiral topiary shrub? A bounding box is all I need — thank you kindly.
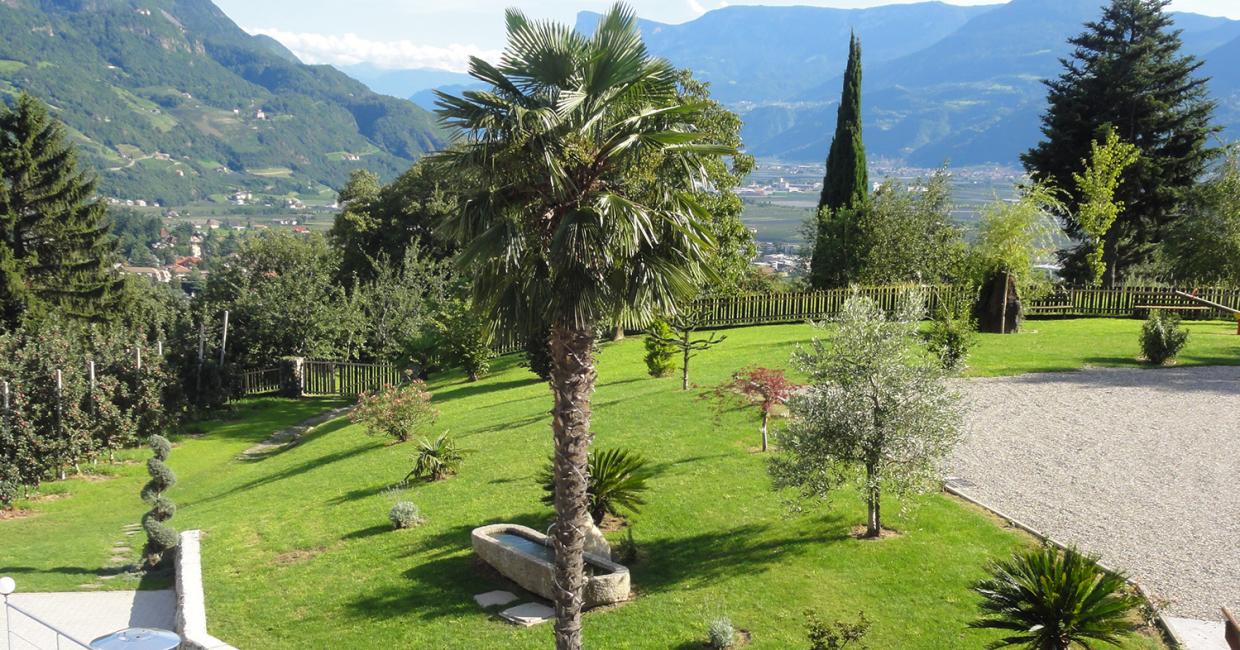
[141,434,178,568]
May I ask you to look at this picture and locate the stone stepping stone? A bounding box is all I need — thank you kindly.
[474,590,518,608]
[499,602,555,627]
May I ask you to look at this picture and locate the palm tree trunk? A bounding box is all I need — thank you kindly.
[548,322,598,650]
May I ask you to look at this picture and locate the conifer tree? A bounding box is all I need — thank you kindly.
[0,93,121,327]
[1023,0,1217,285]
[811,33,868,289]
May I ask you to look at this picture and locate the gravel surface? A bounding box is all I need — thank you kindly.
[948,365,1240,620]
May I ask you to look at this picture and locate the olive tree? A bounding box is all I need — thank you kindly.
[769,293,963,538]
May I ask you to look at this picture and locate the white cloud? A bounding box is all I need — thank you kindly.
[248,28,500,72]
[685,0,708,17]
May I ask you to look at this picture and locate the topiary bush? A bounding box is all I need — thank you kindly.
[1140,310,1189,365]
[707,617,736,649]
[351,381,439,443]
[141,434,178,568]
[388,501,424,529]
[643,318,676,378]
[405,433,466,482]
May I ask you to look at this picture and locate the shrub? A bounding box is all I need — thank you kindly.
[523,327,553,381]
[643,318,677,377]
[539,447,652,525]
[351,381,438,443]
[388,501,424,529]
[1140,310,1189,365]
[141,434,177,568]
[971,545,1140,649]
[707,617,736,649]
[806,610,870,650]
[435,298,493,381]
[925,314,978,371]
[405,433,465,482]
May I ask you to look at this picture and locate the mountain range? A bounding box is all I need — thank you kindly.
[0,0,446,204]
[570,0,1240,166]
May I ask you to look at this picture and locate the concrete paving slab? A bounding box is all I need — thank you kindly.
[1166,618,1230,650]
[474,590,518,608]
[499,602,554,626]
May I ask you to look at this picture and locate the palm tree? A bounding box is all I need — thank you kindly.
[971,545,1141,650]
[433,5,729,648]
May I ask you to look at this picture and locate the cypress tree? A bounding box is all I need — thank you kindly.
[0,93,121,327]
[811,33,868,289]
[1023,0,1217,286]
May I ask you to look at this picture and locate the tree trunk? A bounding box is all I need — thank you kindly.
[548,323,598,650]
[865,461,881,538]
[680,331,690,391]
[999,270,1009,335]
[760,411,769,452]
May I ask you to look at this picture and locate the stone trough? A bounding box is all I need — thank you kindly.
[471,524,630,609]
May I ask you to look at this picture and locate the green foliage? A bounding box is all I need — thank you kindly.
[707,617,736,649]
[925,311,978,372]
[352,248,452,365]
[771,294,963,536]
[388,501,424,529]
[971,545,1140,649]
[141,434,177,567]
[405,433,465,482]
[1023,0,1218,284]
[0,93,123,326]
[539,447,654,525]
[806,610,871,650]
[971,183,1062,295]
[522,327,553,382]
[1140,310,1189,366]
[432,298,492,382]
[812,33,867,289]
[1165,145,1240,284]
[644,318,678,378]
[648,308,728,390]
[1073,129,1142,285]
[351,381,438,443]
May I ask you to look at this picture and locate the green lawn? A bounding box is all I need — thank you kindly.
[0,318,1217,647]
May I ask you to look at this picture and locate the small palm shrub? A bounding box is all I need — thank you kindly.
[644,318,677,378]
[388,501,424,529]
[405,433,465,482]
[539,447,652,525]
[1140,310,1189,365]
[971,545,1140,649]
[351,381,438,443]
[806,610,870,650]
[141,435,178,568]
[707,617,736,649]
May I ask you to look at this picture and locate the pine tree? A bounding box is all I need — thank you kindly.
[1022,0,1218,286]
[811,33,868,289]
[0,93,121,327]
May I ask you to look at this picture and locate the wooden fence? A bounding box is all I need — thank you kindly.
[238,367,282,396]
[301,359,405,397]
[1024,286,1240,319]
[691,285,969,328]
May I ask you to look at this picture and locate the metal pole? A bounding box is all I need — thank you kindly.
[136,345,142,371]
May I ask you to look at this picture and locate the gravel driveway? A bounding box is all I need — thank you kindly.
[948,365,1240,620]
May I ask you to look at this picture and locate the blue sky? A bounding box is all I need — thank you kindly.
[212,0,1240,72]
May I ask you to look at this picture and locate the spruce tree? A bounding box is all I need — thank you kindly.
[0,93,121,327]
[1023,0,1217,285]
[811,33,868,289]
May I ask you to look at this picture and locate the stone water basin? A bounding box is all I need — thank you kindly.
[471,523,630,608]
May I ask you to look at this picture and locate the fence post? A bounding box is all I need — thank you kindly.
[280,357,305,398]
